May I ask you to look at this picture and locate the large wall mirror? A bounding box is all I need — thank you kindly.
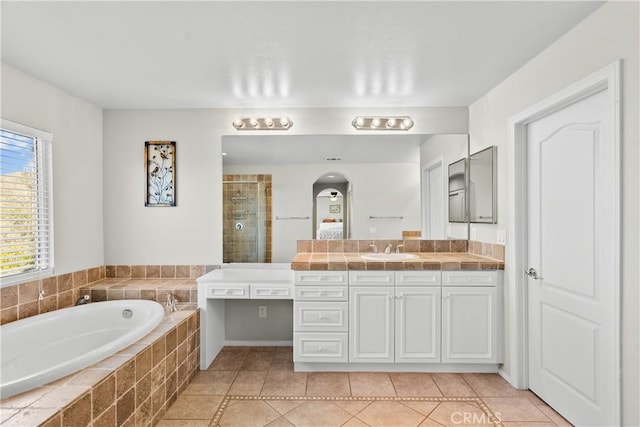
[469,146,497,223]
[222,134,469,262]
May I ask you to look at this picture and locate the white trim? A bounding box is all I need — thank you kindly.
[224,340,293,347]
[507,60,621,423]
[421,156,445,239]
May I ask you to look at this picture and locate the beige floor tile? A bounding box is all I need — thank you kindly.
[273,349,294,360]
[356,401,426,426]
[185,371,237,395]
[265,399,306,415]
[266,415,295,426]
[537,405,573,426]
[270,359,295,371]
[349,373,396,397]
[155,420,211,427]
[218,400,280,427]
[343,417,371,427]
[390,373,443,397]
[208,352,247,371]
[400,401,440,417]
[418,417,447,426]
[332,400,373,416]
[462,373,520,397]
[428,401,493,426]
[283,401,352,427]
[261,371,307,396]
[431,373,476,397]
[306,372,351,396]
[163,394,223,420]
[482,397,550,422]
[501,422,557,427]
[228,371,268,396]
[242,351,275,371]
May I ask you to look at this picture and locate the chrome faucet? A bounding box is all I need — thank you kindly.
[396,244,404,254]
[369,243,378,253]
[166,293,178,313]
[383,243,393,254]
[75,295,90,305]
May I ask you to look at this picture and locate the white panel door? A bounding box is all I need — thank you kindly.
[349,286,394,363]
[527,88,617,426]
[395,286,441,363]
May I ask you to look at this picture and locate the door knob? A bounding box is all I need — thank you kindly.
[526,268,541,279]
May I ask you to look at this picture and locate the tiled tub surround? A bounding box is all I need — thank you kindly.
[0,307,200,427]
[79,279,198,306]
[0,265,210,326]
[0,266,106,326]
[292,239,505,271]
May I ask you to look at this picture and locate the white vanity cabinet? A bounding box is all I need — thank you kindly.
[293,271,349,363]
[349,271,441,363]
[441,271,503,364]
[293,268,502,371]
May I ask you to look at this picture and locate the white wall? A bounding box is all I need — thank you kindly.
[103,107,467,264]
[467,2,639,424]
[1,64,104,275]
[225,162,421,262]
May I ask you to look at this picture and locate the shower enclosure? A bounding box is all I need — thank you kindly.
[222,176,271,263]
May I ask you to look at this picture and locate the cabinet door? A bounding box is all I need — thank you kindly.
[349,286,394,363]
[442,286,498,363]
[395,286,441,363]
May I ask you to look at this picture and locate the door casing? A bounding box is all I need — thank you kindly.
[505,60,621,422]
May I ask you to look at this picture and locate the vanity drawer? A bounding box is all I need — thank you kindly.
[294,302,348,332]
[396,271,442,286]
[206,284,250,299]
[295,286,348,301]
[251,284,294,299]
[442,271,500,286]
[349,271,394,286]
[294,332,348,363]
[295,271,348,286]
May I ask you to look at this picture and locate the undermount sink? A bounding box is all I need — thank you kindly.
[360,253,417,261]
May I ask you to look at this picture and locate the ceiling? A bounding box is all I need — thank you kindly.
[1,1,603,109]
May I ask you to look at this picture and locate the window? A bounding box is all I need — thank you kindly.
[0,119,53,286]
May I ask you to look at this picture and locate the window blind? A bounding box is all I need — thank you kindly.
[0,123,53,283]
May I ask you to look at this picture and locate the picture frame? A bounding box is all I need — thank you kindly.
[145,141,176,206]
[329,204,340,214]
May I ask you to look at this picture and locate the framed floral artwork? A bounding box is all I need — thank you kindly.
[145,141,176,206]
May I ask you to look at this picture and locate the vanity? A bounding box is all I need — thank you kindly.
[291,249,504,373]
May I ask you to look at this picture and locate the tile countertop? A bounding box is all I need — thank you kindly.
[291,252,505,271]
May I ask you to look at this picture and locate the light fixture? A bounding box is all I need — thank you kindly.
[330,191,338,201]
[351,116,414,131]
[232,117,293,130]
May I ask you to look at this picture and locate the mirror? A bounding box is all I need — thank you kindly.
[448,158,467,223]
[469,146,497,223]
[222,134,469,262]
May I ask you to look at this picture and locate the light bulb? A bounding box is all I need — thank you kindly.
[233,118,244,129]
[264,117,274,128]
[250,118,259,128]
[355,117,365,128]
[402,118,413,129]
[386,118,397,128]
[371,118,381,128]
[281,117,291,128]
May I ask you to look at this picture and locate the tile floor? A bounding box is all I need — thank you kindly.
[158,347,572,427]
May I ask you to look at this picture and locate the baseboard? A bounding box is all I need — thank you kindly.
[224,340,293,347]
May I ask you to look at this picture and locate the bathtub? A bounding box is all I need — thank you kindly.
[0,299,165,400]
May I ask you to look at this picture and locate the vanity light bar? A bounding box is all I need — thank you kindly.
[232,117,292,130]
[351,116,414,131]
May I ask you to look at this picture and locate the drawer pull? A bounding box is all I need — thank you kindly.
[320,291,327,297]
[318,316,328,321]
[226,290,234,295]
[317,346,326,353]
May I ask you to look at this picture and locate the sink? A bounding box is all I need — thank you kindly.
[361,253,417,261]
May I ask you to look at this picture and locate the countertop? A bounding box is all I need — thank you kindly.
[291,252,505,271]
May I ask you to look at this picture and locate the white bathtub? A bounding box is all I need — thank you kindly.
[0,299,165,400]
